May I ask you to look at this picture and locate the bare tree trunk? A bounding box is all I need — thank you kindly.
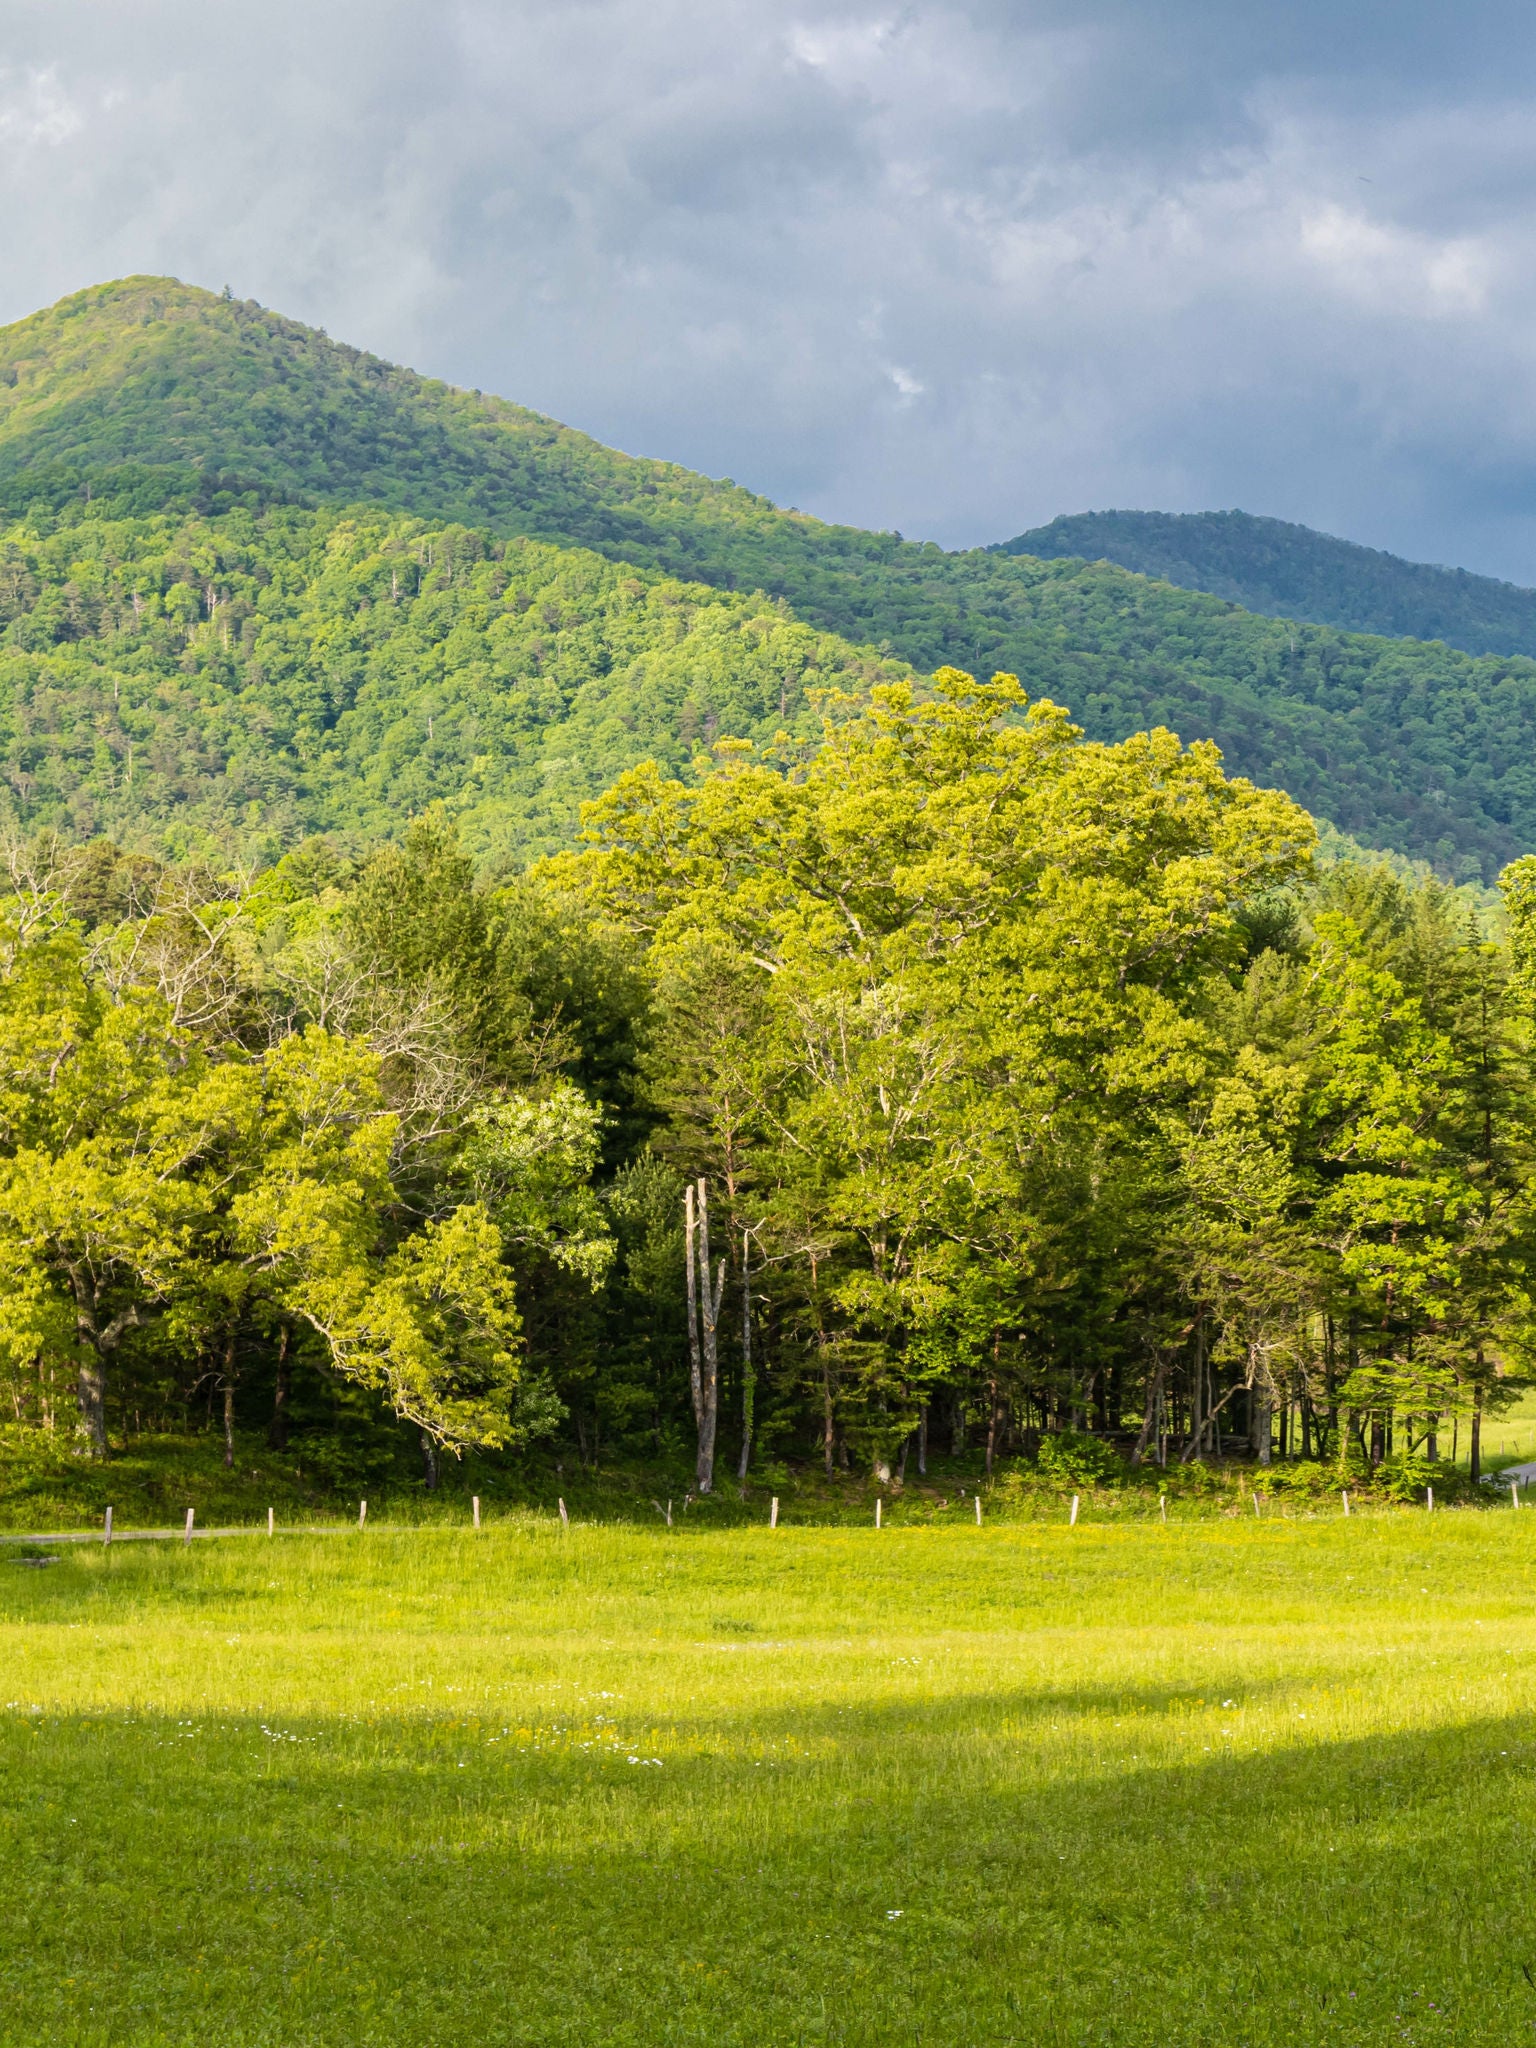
[736,1226,754,1481]
[694,1178,723,1494]
[917,1405,927,1476]
[1250,1353,1271,1467]
[684,1184,703,1437]
[421,1432,439,1488]
[222,1330,237,1469]
[811,1253,834,1476]
[268,1324,290,1450]
[1470,1387,1483,1484]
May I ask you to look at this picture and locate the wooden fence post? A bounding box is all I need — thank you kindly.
[103,1506,112,1546]
[770,1497,779,1529]
[1342,1491,1350,1517]
[975,1495,982,1525]
[875,1498,882,1529]
[472,1496,481,1531]
[267,1506,274,1537]
[558,1498,569,1531]
[1159,1494,1167,1523]
[1069,1494,1079,1527]
[1427,1486,1434,1513]
[184,1508,194,1545]
[358,1499,367,1530]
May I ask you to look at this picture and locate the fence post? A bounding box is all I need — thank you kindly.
[875,1498,882,1529]
[184,1508,194,1545]
[472,1496,481,1531]
[1070,1494,1079,1527]
[770,1497,779,1528]
[103,1506,112,1546]
[558,1497,569,1532]
[1342,1491,1350,1517]
[267,1506,274,1537]
[358,1499,367,1530]
[1427,1486,1434,1513]
[1513,1481,1521,1511]
[975,1494,982,1526]
[1159,1493,1167,1523]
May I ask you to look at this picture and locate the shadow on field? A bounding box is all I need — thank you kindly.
[2,1686,1534,2046]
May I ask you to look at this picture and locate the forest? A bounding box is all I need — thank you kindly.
[1005,506,1536,659]
[7,495,1536,882]
[5,666,1534,1500]
[8,279,1536,878]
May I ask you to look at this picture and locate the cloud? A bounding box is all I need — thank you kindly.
[4,1,1536,576]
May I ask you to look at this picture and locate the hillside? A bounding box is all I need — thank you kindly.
[1001,508,1536,658]
[4,279,1536,875]
[0,505,896,864]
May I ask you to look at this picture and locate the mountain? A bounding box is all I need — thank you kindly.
[6,278,1536,879]
[999,508,1536,660]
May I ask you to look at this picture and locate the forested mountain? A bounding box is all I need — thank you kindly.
[4,279,1536,876]
[8,278,1536,1505]
[0,505,893,864]
[1002,507,1536,658]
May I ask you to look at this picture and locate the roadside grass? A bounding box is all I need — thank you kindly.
[3,1518,1536,2045]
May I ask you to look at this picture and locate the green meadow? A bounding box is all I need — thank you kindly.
[3,1515,1536,2046]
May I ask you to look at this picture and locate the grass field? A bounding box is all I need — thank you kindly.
[3,1516,1536,2046]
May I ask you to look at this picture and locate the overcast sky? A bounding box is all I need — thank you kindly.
[4,1,1536,577]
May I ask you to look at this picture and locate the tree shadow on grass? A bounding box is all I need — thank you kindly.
[2,1692,1534,2048]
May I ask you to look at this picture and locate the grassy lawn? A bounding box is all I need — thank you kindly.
[3,1515,1536,2046]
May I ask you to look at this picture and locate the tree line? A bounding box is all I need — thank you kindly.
[3,669,1534,1491]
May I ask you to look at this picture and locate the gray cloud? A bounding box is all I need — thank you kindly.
[4,2,1536,577]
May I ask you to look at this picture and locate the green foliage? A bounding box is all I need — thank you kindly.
[0,500,894,866]
[1005,506,1536,658]
[1033,1429,1124,1484]
[5,280,1536,874]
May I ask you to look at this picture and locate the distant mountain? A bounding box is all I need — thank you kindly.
[997,509,1536,659]
[8,279,1536,878]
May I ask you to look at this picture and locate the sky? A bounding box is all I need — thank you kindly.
[3,1,1536,578]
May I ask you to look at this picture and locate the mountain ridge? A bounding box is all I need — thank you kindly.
[4,278,1536,879]
[999,507,1536,659]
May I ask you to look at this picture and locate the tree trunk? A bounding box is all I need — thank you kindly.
[917,1406,927,1476]
[1251,1358,1271,1467]
[1369,1413,1385,1467]
[421,1432,439,1489]
[1470,1391,1483,1484]
[268,1324,290,1450]
[693,1178,722,1494]
[1426,1412,1439,1461]
[985,1372,1001,1478]
[68,1276,139,1460]
[76,1354,107,1459]
[684,1184,703,1436]
[1132,1361,1164,1465]
[222,1330,236,1469]
[736,1226,754,1481]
